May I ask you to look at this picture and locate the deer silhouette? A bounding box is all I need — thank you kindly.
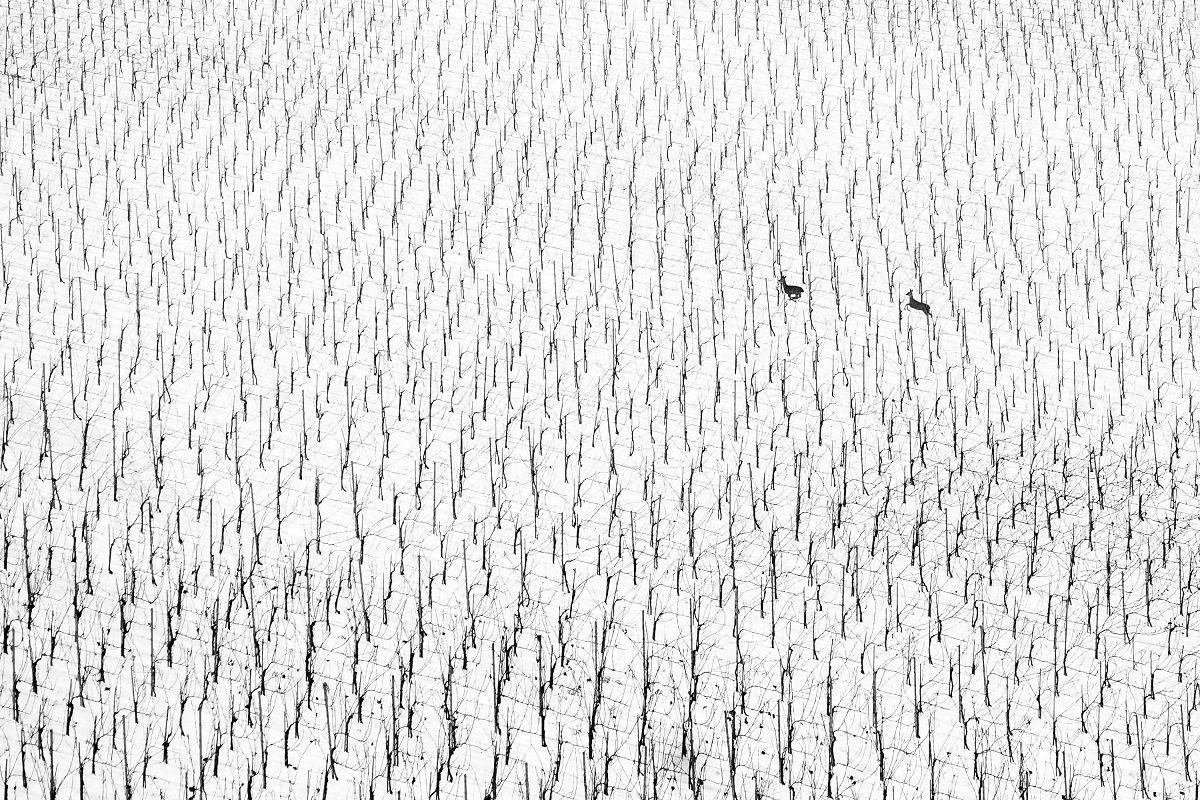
[905,290,931,317]
[779,275,804,300]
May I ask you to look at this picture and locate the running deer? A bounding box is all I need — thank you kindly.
[905,290,932,317]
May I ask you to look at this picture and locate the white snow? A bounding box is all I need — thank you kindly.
[1,0,1200,797]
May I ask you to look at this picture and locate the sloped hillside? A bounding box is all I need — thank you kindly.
[1,0,1199,797]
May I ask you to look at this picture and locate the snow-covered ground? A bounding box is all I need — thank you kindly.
[2,0,1200,797]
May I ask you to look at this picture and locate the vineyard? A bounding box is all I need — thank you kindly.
[1,0,1200,797]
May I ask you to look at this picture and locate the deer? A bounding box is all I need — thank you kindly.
[905,290,931,317]
[779,275,804,301]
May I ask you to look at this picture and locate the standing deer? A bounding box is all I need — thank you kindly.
[779,276,804,301]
